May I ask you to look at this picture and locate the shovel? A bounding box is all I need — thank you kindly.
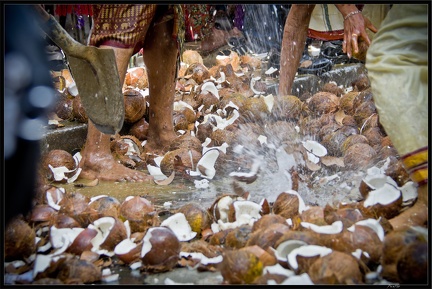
[33,5,124,135]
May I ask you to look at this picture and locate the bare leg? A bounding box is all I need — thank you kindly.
[278,4,315,96]
[142,17,177,155]
[79,47,153,182]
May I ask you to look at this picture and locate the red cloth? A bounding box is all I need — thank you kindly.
[55,5,93,17]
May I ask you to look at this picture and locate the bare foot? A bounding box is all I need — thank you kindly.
[79,150,153,183]
[144,131,177,156]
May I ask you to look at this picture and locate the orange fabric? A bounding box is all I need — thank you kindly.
[308,28,344,41]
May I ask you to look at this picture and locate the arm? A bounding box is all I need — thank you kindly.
[335,4,377,58]
[278,4,315,96]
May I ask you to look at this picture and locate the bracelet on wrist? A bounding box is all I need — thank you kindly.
[344,10,361,21]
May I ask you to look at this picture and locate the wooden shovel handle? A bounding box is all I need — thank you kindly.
[31,4,86,58]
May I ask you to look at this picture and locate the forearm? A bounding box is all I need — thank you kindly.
[279,4,315,96]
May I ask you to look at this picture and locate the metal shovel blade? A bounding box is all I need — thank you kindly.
[36,7,124,135]
[67,50,125,135]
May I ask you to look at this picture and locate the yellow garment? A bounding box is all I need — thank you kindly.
[366,4,428,157]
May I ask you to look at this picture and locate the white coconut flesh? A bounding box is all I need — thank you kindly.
[114,238,137,255]
[141,227,156,258]
[196,148,220,179]
[400,181,418,203]
[173,100,195,112]
[263,263,295,278]
[50,226,84,249]
[215,195,233,223]
[161,212,197,241]
[147,164,168,180]
[179,252,223,265]
[250,76,265,95]
[201,82,219,99]
[46,188,65,210]
[90,217,117,252]
[233,200,262,222]
[287,245,333,270]
[273,239,308,262]
[263,94,274,113]
[300,220,343,234]
[301,140,327,157]
[280,272,314,285]
[362,173,397,190]
[88,194,109,204]
[363,183,401,207]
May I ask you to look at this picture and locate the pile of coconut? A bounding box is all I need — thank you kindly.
[5,50,427,285]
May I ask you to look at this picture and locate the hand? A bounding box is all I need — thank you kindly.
[342,12,378,58]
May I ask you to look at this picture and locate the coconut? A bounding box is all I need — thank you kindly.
[220,249,264,284]
[169,133,202,153]
[322,82,343,96]
[160,212,197,241]
[129,118,149,141]
[200,92,220,112]
[251,214,288,232]
[353,88,373,108]
[353,101,377,128]
[241,245,278,267]
[240,54,261,69]
[185,63,210,84]
[324,205,364,228]
[196,122,214,143]
[209,228,234,246]
[225,224,253,249]
[307,251,364,284]
[182,49,203,65]
[341,114,357,127]
[123,89,146,124]
[227,199,262,224]
[140,226,181,272]
[56,258,102,283]
[381,226,428,282]
[54,94,74,120]
[396,240,428,284]
[89,216,128,253]
[246,223,291,251]
[287,245,333,274]
[273,94,305,120]
[114,238,143,265]
[58,192,99,227]
[339,91,359,115]
[29,205,58,223]
[88,195,121,219]
[343,143,377,170]
[72,94,88,123]
[41,149,76,183]
[66,227,98,255]
[360,181,402,219]
[176,202,212,236]
[363,126,383,149]
[5,216,36,261]
[160,148,201,177]
[124,67,148,89]
[300,206,326,226]
[118,196,158,233]
[307,91,339,116]
[340,134,369,156]
[272,191,308,219]
[51,213,81,228]
[351,73,370,91]
[173,111,189,131]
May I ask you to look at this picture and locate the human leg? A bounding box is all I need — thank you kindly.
[78,4,156,182]
[142,7,178,155]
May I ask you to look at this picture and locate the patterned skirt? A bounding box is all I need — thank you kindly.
[89,4,184,56]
